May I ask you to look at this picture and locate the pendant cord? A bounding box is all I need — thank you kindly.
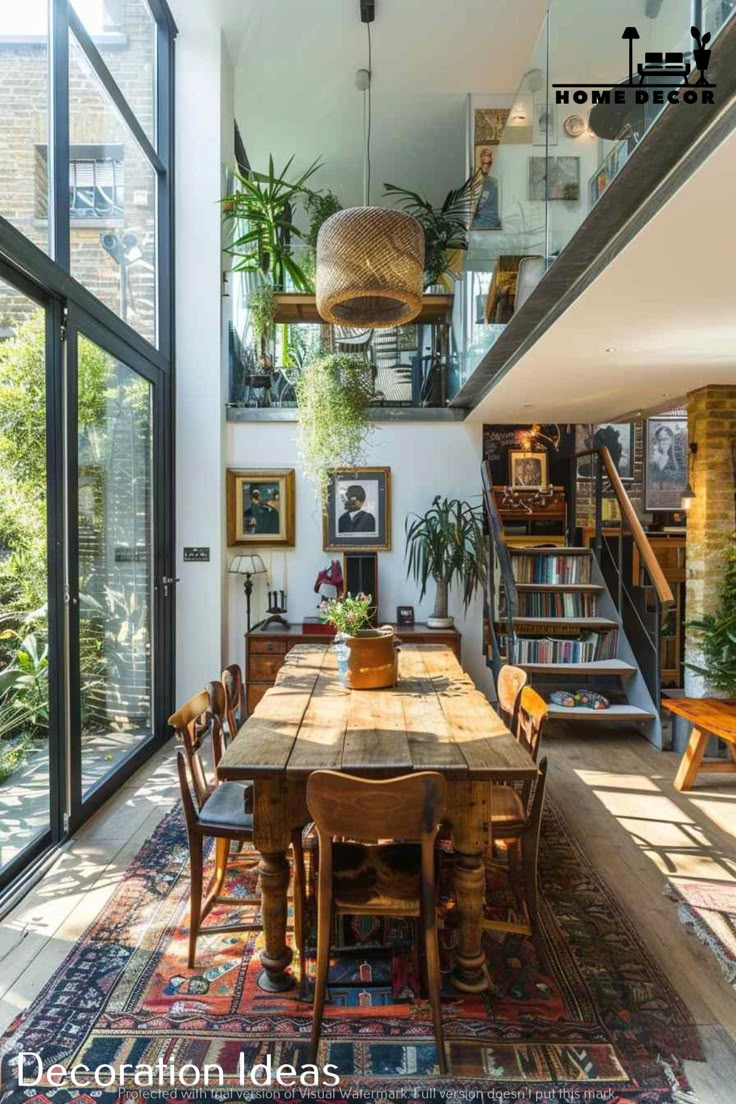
[366,20,372,205]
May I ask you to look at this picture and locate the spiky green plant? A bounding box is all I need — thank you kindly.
[405,496,487,620]
[383,176,477,288]
[686,536,736,695]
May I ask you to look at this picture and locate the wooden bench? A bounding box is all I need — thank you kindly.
[662,698,736,791]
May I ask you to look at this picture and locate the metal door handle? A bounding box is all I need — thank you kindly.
[162,576,180,598]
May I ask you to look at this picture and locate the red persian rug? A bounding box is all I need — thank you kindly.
[0,802,702,1104]
[665,877,736,987]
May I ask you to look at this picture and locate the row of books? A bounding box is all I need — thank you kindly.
[514,592,598,618]
[498,630,618,664]
[511,554,591,585]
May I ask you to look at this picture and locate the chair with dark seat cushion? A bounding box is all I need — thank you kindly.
[307,769,447,1073]
[170,690,305,969]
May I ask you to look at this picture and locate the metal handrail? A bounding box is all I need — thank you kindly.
[575,446,674,607]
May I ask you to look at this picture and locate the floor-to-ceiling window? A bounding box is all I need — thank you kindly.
[0,0,175,896]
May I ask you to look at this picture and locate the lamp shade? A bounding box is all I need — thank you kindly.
[316,207,425,328]
[229,553,267,576]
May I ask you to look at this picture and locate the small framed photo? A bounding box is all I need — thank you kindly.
[396,605,415,626]
[323,467,391,552]
[509,450,548,490]
[227,468,295,546]
[645,417,688,512]
[529,155,580,202]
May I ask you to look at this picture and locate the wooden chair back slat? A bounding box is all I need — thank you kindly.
[176,749,199,832]
[306,770,446,843]
[516,685,547,763]
[222,663,245,744]
[169,688,222,808]
[497,664,528,731]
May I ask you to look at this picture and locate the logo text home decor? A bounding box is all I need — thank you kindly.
[554,26,716,107]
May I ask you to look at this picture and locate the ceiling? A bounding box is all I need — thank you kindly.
[219,0,546,208]
[468,124,736,425]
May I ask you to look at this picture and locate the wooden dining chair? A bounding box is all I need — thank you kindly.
[483,757,549,962]
[170,691,305,970]
[496,664,528,734]
[306,770,448,1074]
[221,663,245,745]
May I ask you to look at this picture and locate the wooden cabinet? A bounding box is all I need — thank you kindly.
[245,623,462,715]
[493,485,567,544]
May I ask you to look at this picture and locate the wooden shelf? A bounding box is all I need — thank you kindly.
[271,292,454,325]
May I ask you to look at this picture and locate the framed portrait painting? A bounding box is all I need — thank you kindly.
[645,417,688,512]
[226,468,295,546]
[509,449,548,489]
[323,468,391,552]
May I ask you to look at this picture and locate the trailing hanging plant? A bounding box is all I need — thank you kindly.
[222,155,322,291]
[383,176,477,289]
[296,354,374,501]
[405,496,487,623]
[685,536,736,695]
[248,285,277,367]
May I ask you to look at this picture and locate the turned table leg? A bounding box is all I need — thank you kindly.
[257,849,293,991]
[673,727,710,792]
[448,781,489,993]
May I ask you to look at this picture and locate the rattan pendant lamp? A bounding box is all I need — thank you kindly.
[316,1,424,329]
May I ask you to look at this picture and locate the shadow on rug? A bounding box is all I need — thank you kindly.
[0,801,702,1104]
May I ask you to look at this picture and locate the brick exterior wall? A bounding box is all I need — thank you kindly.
[684,384,736,695]
[0,1,156,344]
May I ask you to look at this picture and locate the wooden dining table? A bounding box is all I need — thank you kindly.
[218,642,538,994]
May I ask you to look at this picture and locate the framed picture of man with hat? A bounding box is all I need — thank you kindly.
[323,467,391,552]
[227,468,295,546]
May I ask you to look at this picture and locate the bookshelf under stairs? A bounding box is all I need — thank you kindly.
[494,546,661,744]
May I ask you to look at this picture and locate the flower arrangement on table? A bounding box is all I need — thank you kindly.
[319,592,374,637]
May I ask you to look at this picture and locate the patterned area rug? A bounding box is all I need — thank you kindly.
[0,801,702,1104]
[665,877,736,986]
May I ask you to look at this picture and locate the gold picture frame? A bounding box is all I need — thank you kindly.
[226,468,295,547]
[509,450,548,490]
[323,467,392,552]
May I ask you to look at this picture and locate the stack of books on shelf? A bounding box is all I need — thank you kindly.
[511,553,592,585]
[515,592,597,617]
[498,629,619,664]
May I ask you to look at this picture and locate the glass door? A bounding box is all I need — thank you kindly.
[65,310,169,824]
[0,270,64,885]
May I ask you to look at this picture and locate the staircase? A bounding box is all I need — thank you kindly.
[482,450,674,749]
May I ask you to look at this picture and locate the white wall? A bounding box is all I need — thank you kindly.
[225,420,493,697]
[174,26,230,703]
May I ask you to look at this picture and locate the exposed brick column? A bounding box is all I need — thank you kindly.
[684,384,736,695]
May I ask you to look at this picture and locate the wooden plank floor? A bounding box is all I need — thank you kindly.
[1,727,735,1100]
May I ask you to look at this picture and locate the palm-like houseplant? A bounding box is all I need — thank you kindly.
[383,176,477,289]
[685,537,736,695]
[405,496,487,627]
[222,155,322,290]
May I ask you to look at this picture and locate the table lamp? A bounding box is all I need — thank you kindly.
[229,553,267,632]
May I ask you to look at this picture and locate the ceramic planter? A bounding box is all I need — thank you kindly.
[337,626,399,689]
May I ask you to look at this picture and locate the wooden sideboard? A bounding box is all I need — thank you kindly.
[245,623,462,715]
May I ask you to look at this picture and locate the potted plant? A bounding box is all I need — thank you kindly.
[295,353,374,501]
[302,189,342,289]
[685,537,736,695]
[405,496,487,628]
[382,177,477,290]
[248,285,277,371]
[319,592,398,689]
[222,155,322,290]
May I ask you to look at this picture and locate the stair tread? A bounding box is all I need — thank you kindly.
[509,547,591,555]
[512,583,604,592]
[546,703,656,721]
[519,659,636,675]
[497,616,618,629]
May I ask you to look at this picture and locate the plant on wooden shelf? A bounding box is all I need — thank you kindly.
[405,496,487,628]
[247,285,277,370]
[222,155,322,291]
[382,176,476,289]
[685,537,736,695]
[295,353,374,501]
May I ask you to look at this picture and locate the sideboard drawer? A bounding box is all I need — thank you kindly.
[249,638,289,655]
[247,682,269,714]
[248,653,286,682]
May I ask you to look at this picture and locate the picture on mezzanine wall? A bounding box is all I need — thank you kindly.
[323,468,391,553]
[528,156,580,202]
[470,106,508,231]
[645,417,688,512]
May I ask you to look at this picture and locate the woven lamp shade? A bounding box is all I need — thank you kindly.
[316,207,425,328]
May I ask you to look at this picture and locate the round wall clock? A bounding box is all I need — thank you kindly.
[563,114,586,138]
